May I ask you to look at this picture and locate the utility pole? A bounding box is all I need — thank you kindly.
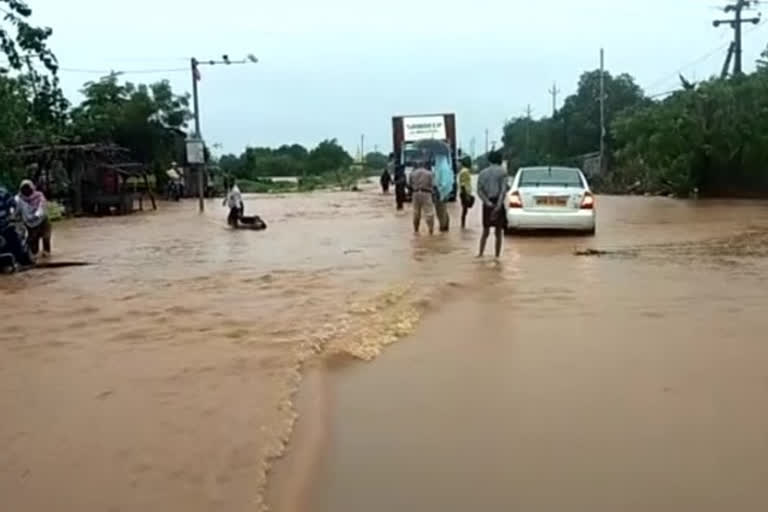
[714,1,761,76]
[721,42,736,78]
[189,54,258,212]
[599,48,606,172]
[361,134,365,162]
[485,129,489,155]
[548,82,561,116]
[524,104,533,163]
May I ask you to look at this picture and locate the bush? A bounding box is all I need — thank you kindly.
[237,178,296,194]
[47,201,65,222]
[298,175,324,191]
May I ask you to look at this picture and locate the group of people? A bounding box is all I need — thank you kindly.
[0,179,54,268]
[381,150,509,258]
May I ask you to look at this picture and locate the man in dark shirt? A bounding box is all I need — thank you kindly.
[393,162,407,210]
[476,151,509,258]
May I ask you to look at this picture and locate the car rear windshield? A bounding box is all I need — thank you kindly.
[519,168,583,187]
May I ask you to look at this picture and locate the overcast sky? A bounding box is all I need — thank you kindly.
[31,0,768,156]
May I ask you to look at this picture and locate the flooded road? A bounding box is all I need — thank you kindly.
[2,187,768,511]
[0,185,473,512]
[270,195,768,512]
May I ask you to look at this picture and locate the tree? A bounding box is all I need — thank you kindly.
[0,0,57,74]
[556,70,648,158]
[365,151,388,170]
[502,69,649,169]
[612,71,768,196]
[70,73,192,171]
[758,45,768,72]
[0,2,67,157]
[274,144,308,161]
[307,139,352,175]
[219,153,243,178]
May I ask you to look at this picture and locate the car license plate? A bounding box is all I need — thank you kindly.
[536,196,568,206]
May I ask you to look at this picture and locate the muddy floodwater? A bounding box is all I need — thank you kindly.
[3,186,768,512]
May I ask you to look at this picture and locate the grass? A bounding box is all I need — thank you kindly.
[46,201,65,222]
[237,178,298,194]
[235,170,364,194]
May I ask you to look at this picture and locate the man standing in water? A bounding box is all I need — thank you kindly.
[477,150,509,258]
[409,159,435,235]
[393,160,407,211]
[458,156,474,229]
[223,182,244,227]
[380,168,392,194]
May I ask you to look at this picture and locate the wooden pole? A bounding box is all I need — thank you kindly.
[143,173,157,210]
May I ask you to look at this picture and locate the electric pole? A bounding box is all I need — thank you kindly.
[190,54,258,212]
[599,48,606,172]
[548,82,561,116]
[524,104,533,163]
[721,42,736,78]
[485,129,489,155]
[714,1,761,76]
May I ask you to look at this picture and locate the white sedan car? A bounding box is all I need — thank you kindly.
[505,166,596,235]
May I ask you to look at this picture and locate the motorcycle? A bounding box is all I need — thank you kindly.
[166,181,182,201]
[0,220,31,274]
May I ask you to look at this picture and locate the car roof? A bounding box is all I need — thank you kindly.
[518,166,582,173]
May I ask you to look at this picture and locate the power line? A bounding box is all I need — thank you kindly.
[648,89,679,99]
[713,0,762,75]
[0,59,191,76]
[645,16,767,95]
[645,42,732,94]
[58,67,188,75]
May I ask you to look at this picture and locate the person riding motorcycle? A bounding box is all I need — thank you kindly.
[0,185,34,269]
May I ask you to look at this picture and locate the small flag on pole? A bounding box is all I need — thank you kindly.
[193,66,201,81]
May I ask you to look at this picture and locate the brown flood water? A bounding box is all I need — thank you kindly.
[2,185,768,512]
[270,194,768,512]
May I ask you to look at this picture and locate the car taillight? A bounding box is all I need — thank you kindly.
[580,192,595,209]
[509,191,522,208]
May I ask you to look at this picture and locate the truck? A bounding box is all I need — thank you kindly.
[392,113,458,201]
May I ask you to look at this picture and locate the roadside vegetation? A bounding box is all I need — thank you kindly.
[5,1,768,199]
[502,47,768,197]
[217,142,384,193]
[0,1,369,194]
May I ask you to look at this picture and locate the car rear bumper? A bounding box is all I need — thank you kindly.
[506,208,596,231]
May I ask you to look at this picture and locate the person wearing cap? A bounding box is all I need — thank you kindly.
[408,159,435,235]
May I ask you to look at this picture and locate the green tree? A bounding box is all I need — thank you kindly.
[364,151,388,170]
[612,71,768,196]
[274,144,308,161]
[307,139,352,175]
[758,44,768,71]
[219,153,244,178]
[0,0,57,74]
[503,70,649,168]
[70,73,191,171]
[0,1,67,160]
